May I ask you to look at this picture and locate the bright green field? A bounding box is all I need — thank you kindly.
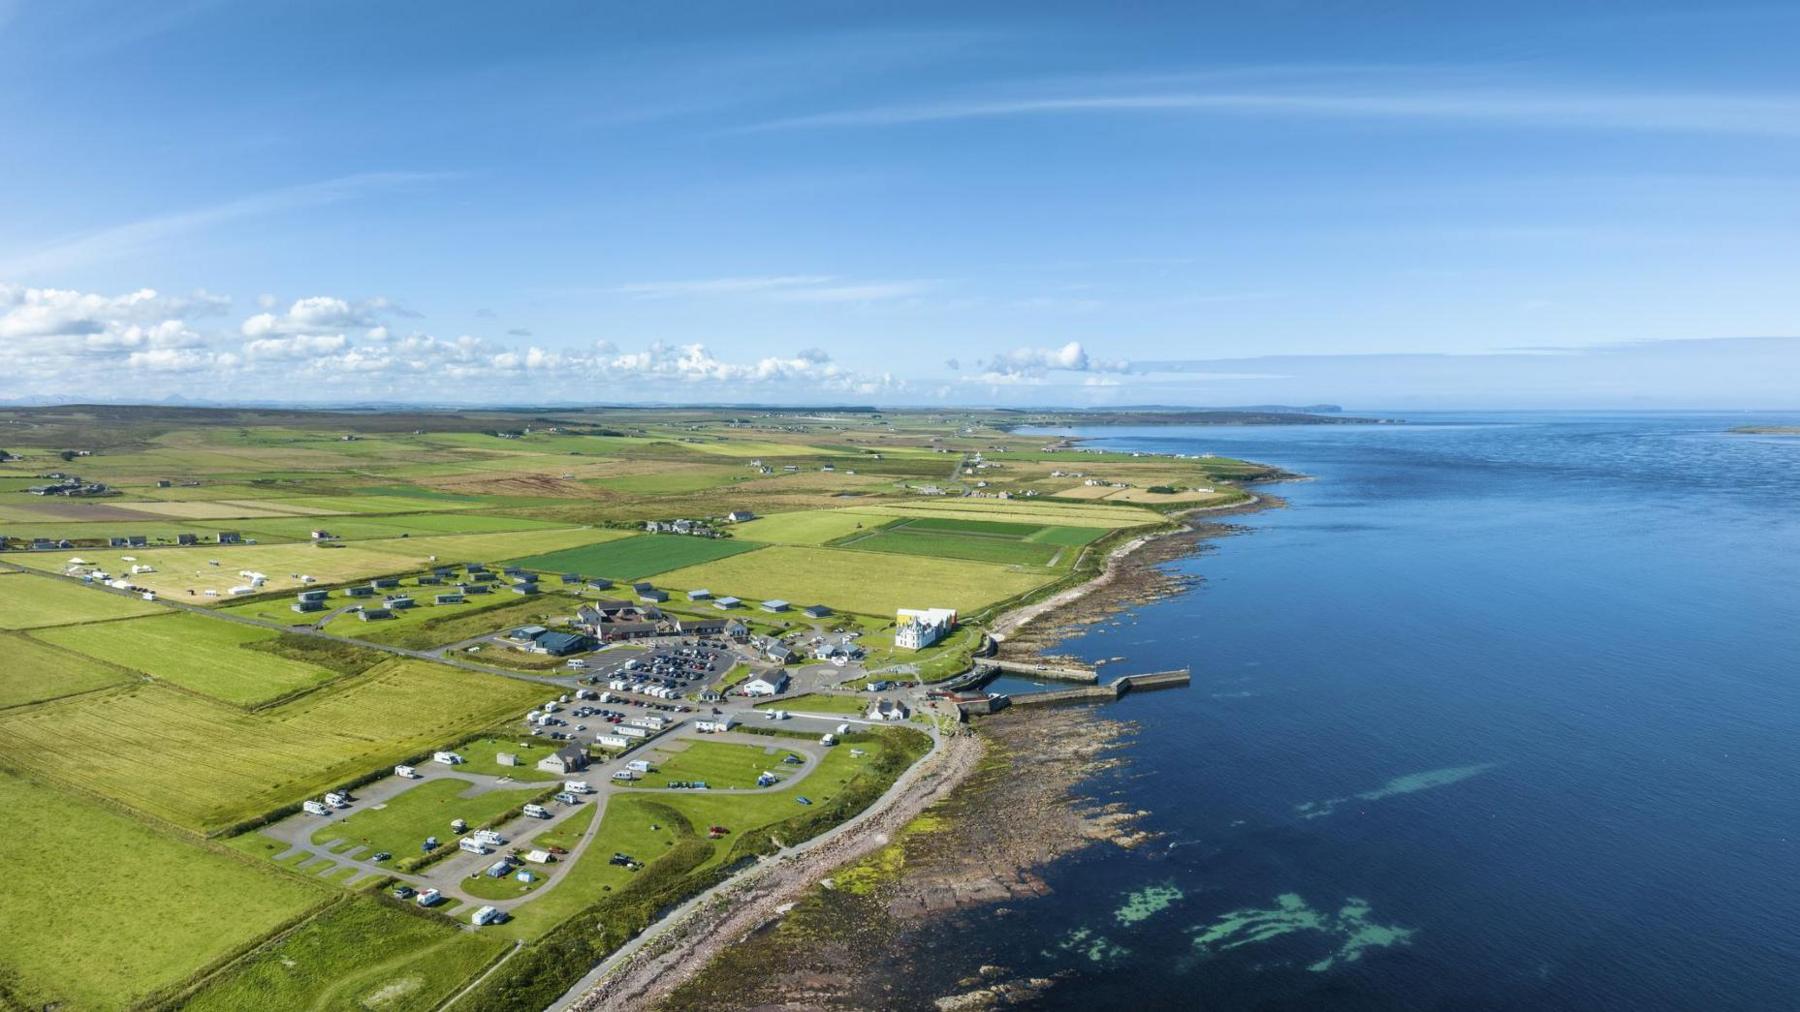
[325,594,581,651]
[181,897,507,1012]
[831,524,1061,567]
[0,632,136,709]
[33,613,342,707]
[0,571,165,628]
[0,770,326,1011]
[311,778,545,859]
[624,740,806,790]
[653,545,1057,616]
[509,534,763,580]
[0,659,544,833]
[726,510,890,546]
[855,499,1161,528]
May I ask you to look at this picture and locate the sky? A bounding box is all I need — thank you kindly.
[2,0,1799,409]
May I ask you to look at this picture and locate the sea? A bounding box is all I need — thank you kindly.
[906,412,1800,1011]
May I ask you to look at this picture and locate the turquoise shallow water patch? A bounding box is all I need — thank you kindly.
[1295,763,1497,820]
[1186,893,1414,972]
[1114,882,1183,925]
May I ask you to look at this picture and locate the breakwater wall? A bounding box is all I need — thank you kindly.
[984,659,1100,684]
[1003,668,1190,708]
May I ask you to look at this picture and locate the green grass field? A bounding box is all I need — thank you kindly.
[831,522,1061,567]
[0,571,165,628]
[624,740,806,790]
[311,778,545,859]
[329,593,582,651]
[509,534,763,580]
[0,632,137,709]
[32,613,345,707]
[753,692,871,715]
[0,770,326,1011]
[180,897,508,1012]
[725,510,889,545]
[0,659,543,833]
[854,499,1161,528]
[654,545,1057,616]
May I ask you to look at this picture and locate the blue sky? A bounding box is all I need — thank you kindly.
[3,0,1798,408]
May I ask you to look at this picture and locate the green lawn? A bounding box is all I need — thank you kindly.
[181,897,508,1012]
[0,632,136,709]
[623,740,806,790]
[0,769,326,1011]
[753,692,870,715]
[508,534,763,581]
[0,571,165,629]
[452,736,572,779]
[328,593,582,651]
[0,659,544,833]
[32,612,345,707]
[311,778,545,860]
[831,525,1062,567]
[654,545,1057,617]
[726,510,889,546]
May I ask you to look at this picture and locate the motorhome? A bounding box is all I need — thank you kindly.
[522,803,550,819]
[394,764,419,778]
[432,751,464,765]
[563,780,593,794]
[471,905,503,926]
[302,800,329,816]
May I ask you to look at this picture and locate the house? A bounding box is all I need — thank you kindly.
[726,510,755,523]
[358,607,394,621]
[463,582,492,594]
[678,617,727,637]
[631,581,655,594]
[600,620,659,642]
[156,479,172,488]
[687,588,712,601]
[416,574,442,585]
[724,619,750,641]
[761,599,790,613]
[867,698,910,721]
[127,535,148,548]
[533,631,591,656]
[384,595,415,609]
[310,529,334,540]
[536,744,590,775]
[176,533,198,546]
[764,643,794,664]
[292,599,325,613]
[509,625,549,643]
[713,596,742,610]
[218,532,243,544]
[471,571,500,582]
[108,536,129,548]
[511,581,540,595]
[297,589,329,602]
[371,577,400,589]
[895,607,958,650]
[741,671,790,697]
[434,592,464,605]
[344,585,374,598]
[638,588,668,603]
[802,604,832,619]
[560,572,582,584]
[586,578,614,591]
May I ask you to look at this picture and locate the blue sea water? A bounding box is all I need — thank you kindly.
[913,413,1800,1010]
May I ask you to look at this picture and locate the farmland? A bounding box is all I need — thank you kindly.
[655,544,1059,616]
[0,570,165,628]
[180,897,508,1012]
[0,659,545,832]
[727,509,890,545]
[0,770,326,1011]
[829,517,1070,567]
[509,533,763,580]
[32,613,347,707]
[0,633,136,709]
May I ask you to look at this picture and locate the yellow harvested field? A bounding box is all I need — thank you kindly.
[1053,484,1121,499]
[4,527,616,601]
[1102,487,1234,504]
[654,545,1057,616]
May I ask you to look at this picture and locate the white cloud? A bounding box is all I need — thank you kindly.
[613,275,934,303]
[978,340,1129,380]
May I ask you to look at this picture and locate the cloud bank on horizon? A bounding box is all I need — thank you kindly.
[2,2,1798,409]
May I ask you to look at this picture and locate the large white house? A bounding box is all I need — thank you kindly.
[894,607,957,650]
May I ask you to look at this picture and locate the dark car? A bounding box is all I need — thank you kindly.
[392,884,415,899]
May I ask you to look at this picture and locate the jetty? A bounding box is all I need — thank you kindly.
[983,658,1100,684]
[975,667,1191,711]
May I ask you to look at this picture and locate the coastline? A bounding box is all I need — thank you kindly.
[559,473,1291,1011]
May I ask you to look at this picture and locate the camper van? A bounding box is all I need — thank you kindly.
[522,803,550,819]
[564,780,593,794]
[324,791,349,807]
[611,770,637,782]
[432,751,464,765]
[471,905,503,927]
[625,759,653,774]
[820,733,837,747]
[835,723,851,735]
[302,800,329,816]
[554,791,581,804]
[472,829,506,846]
[394,764,419,779]
[458,837,489,855]
[416,888,443,907]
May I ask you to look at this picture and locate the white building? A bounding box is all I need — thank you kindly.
[894,607,957,650]
[741,671,790,697]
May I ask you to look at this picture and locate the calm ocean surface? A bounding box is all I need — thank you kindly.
[911,413,1800,1010]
